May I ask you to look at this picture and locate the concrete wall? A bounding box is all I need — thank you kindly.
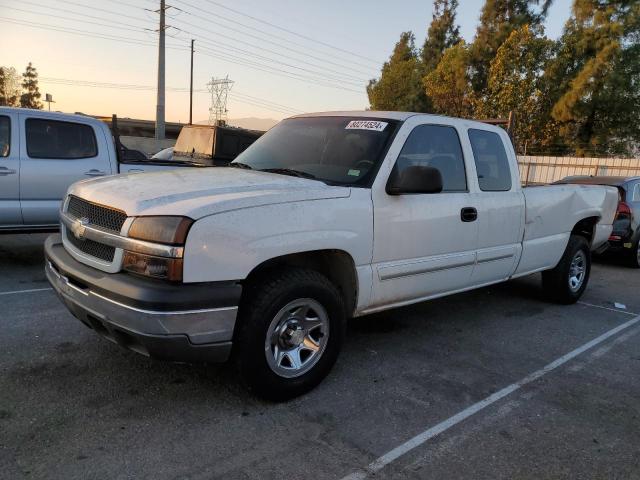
[518,155,640,185]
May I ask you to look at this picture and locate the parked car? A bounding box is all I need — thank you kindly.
[45,111,618,400]
[554,176,640,267]
[151,147,174,161]
[0,107,204,233]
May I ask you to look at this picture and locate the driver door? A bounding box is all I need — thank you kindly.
[370,121,479,308]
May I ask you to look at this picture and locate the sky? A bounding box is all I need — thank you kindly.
[0,0,574,123]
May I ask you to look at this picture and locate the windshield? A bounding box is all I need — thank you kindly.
[231,116,398,186]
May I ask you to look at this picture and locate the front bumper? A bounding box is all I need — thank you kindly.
[45,234,241,363]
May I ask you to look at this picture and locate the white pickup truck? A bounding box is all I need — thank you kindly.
[45,111,618,399]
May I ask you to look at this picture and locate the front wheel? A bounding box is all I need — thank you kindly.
[234,268,345,401]
[542,235,591,304]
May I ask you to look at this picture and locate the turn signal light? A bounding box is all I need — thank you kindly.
[122,251,184,282]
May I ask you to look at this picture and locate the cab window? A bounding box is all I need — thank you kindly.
[468,129,512,191]
[26,119,97,159]
[395,124,467,192]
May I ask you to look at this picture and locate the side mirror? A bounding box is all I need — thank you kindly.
[386,165,443,195]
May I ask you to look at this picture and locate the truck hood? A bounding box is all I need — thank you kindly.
[69,168,351,219]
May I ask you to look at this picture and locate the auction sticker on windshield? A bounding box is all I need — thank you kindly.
[345,120,388,132]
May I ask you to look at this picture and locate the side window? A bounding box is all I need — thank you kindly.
[633,183,640,202]
[468,129,512,192]
[396,124,467,192]
[0,116,10,157]
[26,119,97,159]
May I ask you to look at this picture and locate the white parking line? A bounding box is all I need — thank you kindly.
[578,301,637,316]
[340,314,640,480]
[0,287,52,296]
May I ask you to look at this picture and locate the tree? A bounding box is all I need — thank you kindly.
[367,32,429,112]
[423,41,475,118]
[548,0,640,156]
[478,25,557,153]
[469,0,552,93]
[20,62,43,109]
[0,66,21,107]
[421,0,461,73]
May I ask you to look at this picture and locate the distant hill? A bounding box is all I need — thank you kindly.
[196,117,279,131]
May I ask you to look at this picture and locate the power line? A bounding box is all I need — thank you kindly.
[5,4,153,35]
[51,0,151,23]
[172,0,375,77]
[195,44,363,93]
[0,16,188,51]
[1,14,364,95]
[171,25,365,86]
[196,0,383,66]
[38,77,304,115]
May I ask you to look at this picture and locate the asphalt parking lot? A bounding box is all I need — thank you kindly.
[1,234,639,480]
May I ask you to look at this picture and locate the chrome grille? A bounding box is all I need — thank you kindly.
[64,195,127,265]
[67,195,127,233]
[66,232,116,262]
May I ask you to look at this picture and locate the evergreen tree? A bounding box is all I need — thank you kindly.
[423,41,475,118]
[367,32,429,112]
[0,66,20,107]
[20,62,43,109]
[478,25,556,153]
[548,0,640,156]
[469,0,552,92]
[421,0,461,73]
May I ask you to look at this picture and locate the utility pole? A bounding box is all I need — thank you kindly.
[155,0,166,140]
[189,39,194,125]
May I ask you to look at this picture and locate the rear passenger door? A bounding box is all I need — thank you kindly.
[0,112,22,227]
[19,115,112,226]
[467,128,524,284]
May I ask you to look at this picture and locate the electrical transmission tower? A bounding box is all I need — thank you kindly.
[207,76,234,126]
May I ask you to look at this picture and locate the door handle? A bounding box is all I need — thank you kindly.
[0,167,17,176]
[461,207,478,222]
[84,169,107,177]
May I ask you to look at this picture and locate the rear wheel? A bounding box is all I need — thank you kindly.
[542,235,591,304]
[235,268,345,401]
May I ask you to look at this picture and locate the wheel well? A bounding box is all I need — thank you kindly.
[243,250,358,317]
[571,216,599,245]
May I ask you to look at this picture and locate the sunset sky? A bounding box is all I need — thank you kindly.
[1,0,573,123]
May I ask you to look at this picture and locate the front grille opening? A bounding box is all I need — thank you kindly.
[66,230,116,262]
[67,195,128,233]
[66,275,89,292]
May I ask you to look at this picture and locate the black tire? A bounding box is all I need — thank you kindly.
[542,235,591,304]
[625,239,640,269]
[234,268,346,401]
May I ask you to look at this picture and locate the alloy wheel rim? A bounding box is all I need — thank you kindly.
[264,298,330,378]
[568,250,587,292]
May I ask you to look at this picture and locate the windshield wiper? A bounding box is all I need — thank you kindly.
[260,168,316,179]
[229,162,253,170]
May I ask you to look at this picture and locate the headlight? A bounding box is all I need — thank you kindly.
[123,216,193,282]
[128,216,193,245]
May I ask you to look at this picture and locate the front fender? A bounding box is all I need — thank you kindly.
[182,191,373,283]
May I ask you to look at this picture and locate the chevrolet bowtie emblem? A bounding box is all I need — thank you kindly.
[71,217,90,241]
